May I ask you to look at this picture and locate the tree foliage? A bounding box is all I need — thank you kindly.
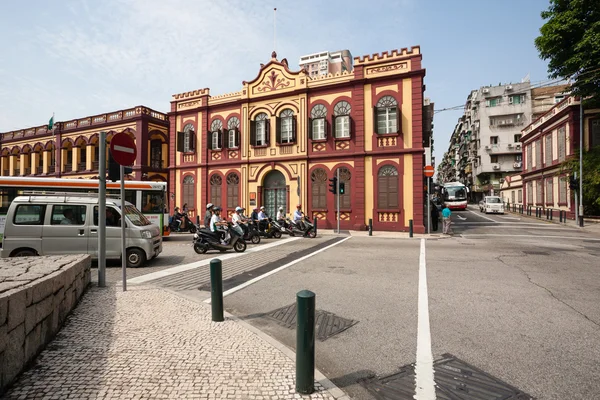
[535,0,600,101]
[561,147,600,215]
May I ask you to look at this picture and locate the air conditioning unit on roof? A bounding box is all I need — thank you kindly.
[482,88,490,94]
[506,85,513,90]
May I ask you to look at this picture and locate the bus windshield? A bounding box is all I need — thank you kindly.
[123,205,152,226]
[444,186,467,200]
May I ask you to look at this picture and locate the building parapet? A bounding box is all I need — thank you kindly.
[354,46,421,64]
[521,96,580,137]
[171,88,210,101]
[1,106,168,141]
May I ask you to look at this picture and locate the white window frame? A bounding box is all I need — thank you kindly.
[335,115,350,138]
[312,118,325,140]
[228,129,236,148]
[281,117,293,144]
[212,131,220,150]
[256,120,266,146]
[377,107,396,134]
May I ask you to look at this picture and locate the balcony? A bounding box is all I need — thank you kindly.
[92,161,100,170]
[150,159,164,169]
[47,166,56,174]
[2,170,9,176]
[78,162,87,170]
[24,168,31,175]
[64,163,72,172]
[484,144,522,154]
[32,166,42,175]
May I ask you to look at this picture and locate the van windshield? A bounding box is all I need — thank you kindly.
[487,197,502,203]
[123,205,152,226]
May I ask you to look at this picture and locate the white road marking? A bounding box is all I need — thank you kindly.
[113,144,135,153]
[461,234,600,241]
[204,236,352,303]
[414,238,436,400]
[498,216,521,221]
[128,237,301,284]
[456,215,466,221]
[466,209,497,222]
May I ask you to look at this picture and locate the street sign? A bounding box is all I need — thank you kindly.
[424,165,435,177]
[110,132,137,166]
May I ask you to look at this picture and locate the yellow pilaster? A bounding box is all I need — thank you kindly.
[31,153,38,174]
[86,145,94,170]
[72,147,79,172]
[364,84,373,152]
[364,156,373,223]
[9,155,15,176]
[43,151,50,174]
[20,154,26,175]
[402,79,412,148]
[403,154,413,226]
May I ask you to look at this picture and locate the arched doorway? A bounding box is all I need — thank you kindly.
[263,170,287,218]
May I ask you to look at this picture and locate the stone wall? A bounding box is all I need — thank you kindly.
[0,254,91,393]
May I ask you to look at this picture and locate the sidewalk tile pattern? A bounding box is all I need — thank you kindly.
[3,285,335,400]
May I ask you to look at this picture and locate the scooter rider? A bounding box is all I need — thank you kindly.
[276,206,285,224]
[258,206,269,232]
[293,204,305,231]
[210,206,228,244]
[172,207,184,231]
[204,203,214,228]
[231,207,244,236]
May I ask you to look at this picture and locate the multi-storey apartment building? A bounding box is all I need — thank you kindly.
[169,48,429,232]
[298,50,353,78]
[0,107,169,182]
[438,81,568,201]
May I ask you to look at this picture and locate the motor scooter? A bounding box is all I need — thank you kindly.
[169,213,197,233]
[192,222,246,254]
[239,221,261,244]
[253,218,282,239]
[286,215,317,238]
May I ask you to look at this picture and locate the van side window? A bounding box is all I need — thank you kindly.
[14,205,46,225]
[51,205,87,225]
[93,206,121,227]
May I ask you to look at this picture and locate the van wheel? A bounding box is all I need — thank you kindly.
[126,248,146,268]
[12,249,37,257]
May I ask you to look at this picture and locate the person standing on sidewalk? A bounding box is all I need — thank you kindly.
[442,205,452,234]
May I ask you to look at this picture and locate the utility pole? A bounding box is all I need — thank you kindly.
[98,131,107,287]
[336,169,340,234]
[579,101,584,227]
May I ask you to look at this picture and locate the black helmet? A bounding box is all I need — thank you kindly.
[213,206,221,211]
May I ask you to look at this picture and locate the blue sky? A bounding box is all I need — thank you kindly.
[0,0,551,165]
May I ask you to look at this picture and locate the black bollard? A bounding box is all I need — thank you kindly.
[313,217,318,236]
[409,219,413,238]
[210,259,224,322]
[549,209,553,221]
[368,218,373,236]
[296,290,315,395]
[196,215,200,225]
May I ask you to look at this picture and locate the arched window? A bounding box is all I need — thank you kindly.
[310,105,327,140]
[227,117,240,148]
[311,168,327,209]
[277,109,295,144]
[226,173,240,209]
[251,112,269,146]
[333,101,351,139]
[178,123,195,153]
[210,120,223,150]
[336,167,351,208]
[375,95,399,134]
[377,165,399,208]
[182,175,195,210]
[210,174,222,206]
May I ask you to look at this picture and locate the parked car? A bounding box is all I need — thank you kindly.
[479,196,504,214]
[0,194,162,267]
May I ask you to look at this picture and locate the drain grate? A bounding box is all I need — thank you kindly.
[266,303,358,341]
[360,353,534,399]
[523,250,549,256]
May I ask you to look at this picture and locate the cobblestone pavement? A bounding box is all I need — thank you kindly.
[3,285,337,399]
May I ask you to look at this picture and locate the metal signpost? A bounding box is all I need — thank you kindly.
[110,132,137,292]
[98,132,107,287]
[424,165,435,234]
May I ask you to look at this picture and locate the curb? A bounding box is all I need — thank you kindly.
[162,287,350,400]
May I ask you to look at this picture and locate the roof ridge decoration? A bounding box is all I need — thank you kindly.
[354,46,421,64]
[172,88,210,100]
[210,91,243,100]
[242,52,308,98]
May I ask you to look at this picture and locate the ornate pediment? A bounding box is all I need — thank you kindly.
[243,52,307,98]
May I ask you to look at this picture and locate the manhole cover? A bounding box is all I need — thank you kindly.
[523,251,549,256]
[360,353,534,399]
[266,303,358,341]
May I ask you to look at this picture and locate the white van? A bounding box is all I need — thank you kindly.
[0,194,162,268]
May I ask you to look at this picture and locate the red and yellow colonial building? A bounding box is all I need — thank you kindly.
[169,47,428,232]
[0,106,169,182]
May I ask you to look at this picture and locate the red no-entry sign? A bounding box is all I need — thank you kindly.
[110,132,137,166]
[424,165,435,177]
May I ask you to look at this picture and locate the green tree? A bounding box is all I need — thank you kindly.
[561,147,600,215]
[535,0,600,101]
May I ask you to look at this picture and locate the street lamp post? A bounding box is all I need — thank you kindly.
[579,101,584,227]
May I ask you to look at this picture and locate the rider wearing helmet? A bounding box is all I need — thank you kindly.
[257,206,269,232]
[204,203,214,228]
[276,206,285,223]
[210,206,228,244]
[294,204,305,230]
[231,206,244,236]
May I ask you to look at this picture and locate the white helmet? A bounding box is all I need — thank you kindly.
[235,206,243,212]
[279,207,283,211]
[206,203,214,210]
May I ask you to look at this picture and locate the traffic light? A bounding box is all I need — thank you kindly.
[339,182,345,195]
[108,150,133,182]
[569,175,579,191]
[329,176,337,194]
